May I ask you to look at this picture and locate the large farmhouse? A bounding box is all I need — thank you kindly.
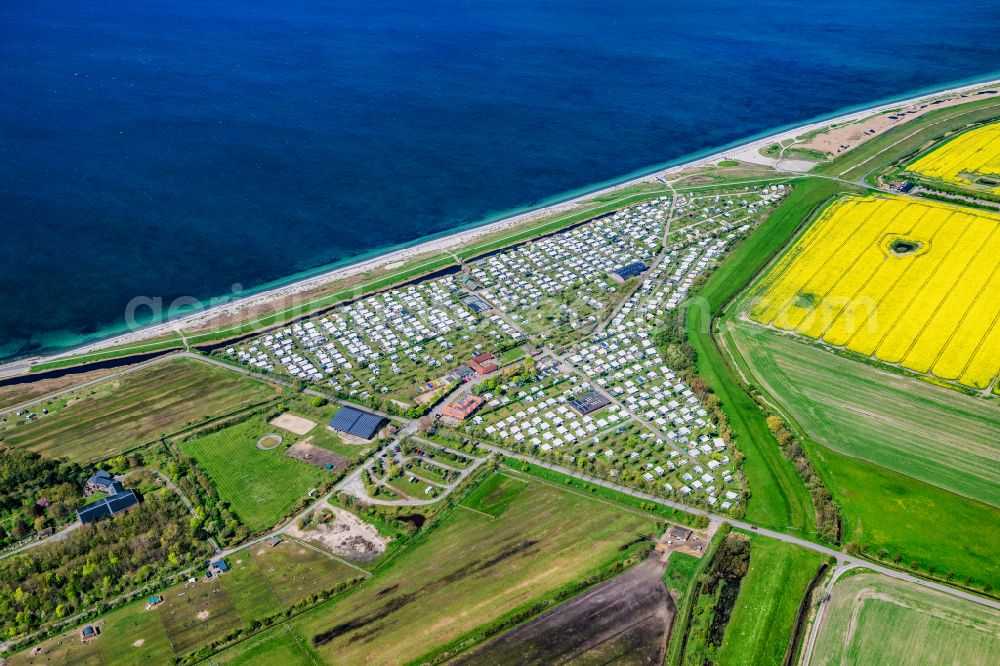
[78,471,139,525]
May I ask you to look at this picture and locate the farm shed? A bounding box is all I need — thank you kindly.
[327,406,387,440]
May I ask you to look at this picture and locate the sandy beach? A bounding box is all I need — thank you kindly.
[8,75,1000,374]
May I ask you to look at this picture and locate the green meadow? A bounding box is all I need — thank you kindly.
[180,416,329,532]
[716,535,825,665]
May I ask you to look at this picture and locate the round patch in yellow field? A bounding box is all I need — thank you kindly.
[749,194,1000,389]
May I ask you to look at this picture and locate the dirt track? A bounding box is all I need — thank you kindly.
[450,555,673,665]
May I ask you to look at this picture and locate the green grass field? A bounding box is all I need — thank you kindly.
[809,572,1000,666]
[7,541,357,665]
[0,358,278,462]
[716,535,825,665]
[805,441,1000,592]
[501,459,705,527]
[215,626,320,665]
[251,539,361,607]
[686,177,859,534]
[287,473,656,665]
[663,552,701,594]
[180,416,330,532]
[724,320,1000,507]
[460,471,527,517]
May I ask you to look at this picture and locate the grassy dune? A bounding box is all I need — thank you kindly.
[816,95,1000,182]
[0,358,278,462]
[810,572,1000,666]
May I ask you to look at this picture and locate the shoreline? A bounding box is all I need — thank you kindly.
[7,72,1000,373]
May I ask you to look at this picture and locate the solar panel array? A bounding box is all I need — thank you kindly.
[613,261,649,281]
[568,390,611,416]
[328,406,385,439]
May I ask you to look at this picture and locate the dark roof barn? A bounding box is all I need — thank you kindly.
[327,406,386,440]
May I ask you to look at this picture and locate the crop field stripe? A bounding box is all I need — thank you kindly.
[932,257,1000,380]
[289,479,656,664]
[873,212,994,363]
[960,313,1000,389]
[898,219,1000,373]
[809,573,1000,665]
[750,193,1000,389]
[832,205,952,350]
[907,122,1000,195]
[799,205,921,342]
[844,210,971,356]
[752,198,879,326]
[819,203,942,345]
[770,199,888,331]
[788,204,898,336]
[728,318,1000,508]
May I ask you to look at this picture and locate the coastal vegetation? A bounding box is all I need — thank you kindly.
[25,172,782,376]
[5,87,1000,666]
[0,448,87,550]
[0,492,210,640]
[816,94,1000,182]
[5,540,361,664]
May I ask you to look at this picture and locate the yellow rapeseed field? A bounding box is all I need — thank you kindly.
[749,194,1000,390]
[906,122,1000,195]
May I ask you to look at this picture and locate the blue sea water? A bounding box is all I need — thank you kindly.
[2,0,999,361]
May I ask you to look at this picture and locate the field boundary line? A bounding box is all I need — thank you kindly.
[457,504,497,519]
[930,235,1000,380]
[897,215,1000,369]
[872,211,976,362]
[245,546,286,609]
[842,209,968,356]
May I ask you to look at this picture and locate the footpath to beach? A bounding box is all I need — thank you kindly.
[4,75,999,377]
